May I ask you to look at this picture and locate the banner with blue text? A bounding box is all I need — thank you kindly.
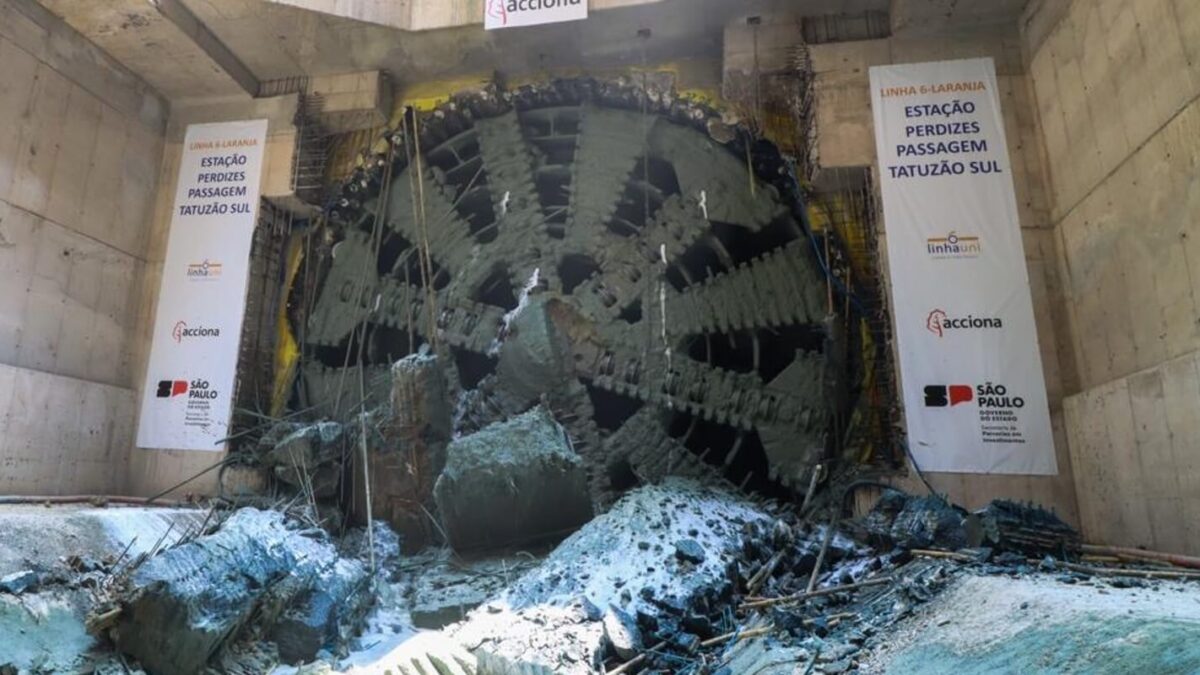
[870,58,1056,474]
[137,119,268,451]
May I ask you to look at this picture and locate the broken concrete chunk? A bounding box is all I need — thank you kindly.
[494,296,576,410]
[433,407,592,551]
[114,509,370,675]
[339,521,403,566]
[390,351,453,446]
[272,557,370,664]
[603,606,643,660]
[0,570,38,595]
[448,479,771,673]
[404,550,526,630]
[266,421,344,467]
[864,492,968,551]
[675,539,705,564]
[260,421,346,496]
[274,463,342,498]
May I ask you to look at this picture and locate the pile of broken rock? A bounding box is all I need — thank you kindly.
[41,477,1098,675]
[11,354,1190,674]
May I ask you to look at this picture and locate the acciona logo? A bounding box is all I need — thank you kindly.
[172,321,221,343]
[485,0,586,29]
[926,309,1002,338]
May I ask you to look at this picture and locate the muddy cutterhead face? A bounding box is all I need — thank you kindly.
[303,83,839,496]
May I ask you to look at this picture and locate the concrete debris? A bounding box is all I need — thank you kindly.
[447,478,771,673]
[602,605,643,660]
[675,539,706,564]
[260,421,346,498]
[354,352,454,550]
[112,508,372,674]
[3,476,1196,675]
[863,491,969,551]
[390,351,454,446]
[0,592,97,673]
[493,296,576,413]
[0,570,38,595]
[433,406,593,551]
[403,550,533,630]
[974,499,1078,554]
[340,521,404,567]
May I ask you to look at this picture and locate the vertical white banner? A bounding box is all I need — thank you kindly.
[137,120,268,451]
[485,0,587,29]
[870,58,1057,474]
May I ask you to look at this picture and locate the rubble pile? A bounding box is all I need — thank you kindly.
[447,478,773,673]
[103,509,382,674]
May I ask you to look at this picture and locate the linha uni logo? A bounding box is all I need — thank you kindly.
[926,231,981,258]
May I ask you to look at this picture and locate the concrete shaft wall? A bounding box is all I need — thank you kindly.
[1025,0,1200,555]
[0,0,165,495]
[806,26,1079,524]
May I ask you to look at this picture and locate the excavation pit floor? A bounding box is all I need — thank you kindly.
[4,499,1200,675]
[304,564,1200,675]
[858,573,1200,674]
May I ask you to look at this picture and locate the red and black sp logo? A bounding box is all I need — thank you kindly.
[156,380,189,398]
[924,384,973,407]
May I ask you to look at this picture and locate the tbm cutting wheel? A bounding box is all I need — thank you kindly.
[303,95,835,503]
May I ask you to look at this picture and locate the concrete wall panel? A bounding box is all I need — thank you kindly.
[1029,0,1200,553]
[0,363,135,495]
[0,1,164,496]
[1065,351,1200,555]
